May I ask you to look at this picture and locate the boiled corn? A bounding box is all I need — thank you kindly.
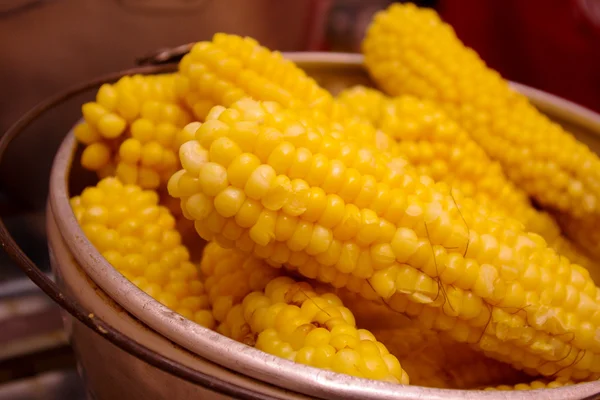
[70,177,214,329]
[76,74,194,190]
[168,98,600,381]
[176,33,334,121]
[219,274,409,384]
[363,3,600,218]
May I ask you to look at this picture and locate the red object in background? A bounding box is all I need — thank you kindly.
[438,0,600,113]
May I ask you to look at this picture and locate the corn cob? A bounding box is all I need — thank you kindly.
[336,87,598,272]
[176,33,335,121]
[374,328,527,389]
[169,98,600,381]
[201,243,410,384]
[484,378,574,391]
[70,177,214,329]
[218,273,409,384]
[200,241,282,324]
[76,74,195,190]
[362,3,600,218]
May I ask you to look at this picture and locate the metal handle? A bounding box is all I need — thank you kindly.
[0,65,271,400]
[136,42,194,66]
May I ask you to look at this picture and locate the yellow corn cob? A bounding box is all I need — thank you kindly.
[363,3,600,218]
[200,241,282,323]
[374,328,527,389]
[336,87,598,272]
[78,73,186,146]
[218,274,409,384]
[201,243,410,384]
[75,74,195,190]
[169,98,600,381]
[484,378,574,391]
[176,33,335,121]
[70,177,214,329]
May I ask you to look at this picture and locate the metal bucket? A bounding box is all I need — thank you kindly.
[3,53,600,400]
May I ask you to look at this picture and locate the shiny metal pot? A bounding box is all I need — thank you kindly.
[3,53,600,400]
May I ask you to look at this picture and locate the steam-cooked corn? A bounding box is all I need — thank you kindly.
[200,243,410,384]
[374,328,526,389]
[176,33,334,120]
[78,74,186,146]
[76,74,194,190]
[70,177,214,329]
[363,3,600,218]
[66,21,600,391]
[219,274,409,384]
[336,87,597,271]
[168,98,600,381]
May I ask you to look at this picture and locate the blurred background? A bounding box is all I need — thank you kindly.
[0,0,598,398]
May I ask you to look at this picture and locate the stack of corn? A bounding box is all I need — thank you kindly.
[362,2,600,256]
[67,20,600,391]
[169,97,600,382]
